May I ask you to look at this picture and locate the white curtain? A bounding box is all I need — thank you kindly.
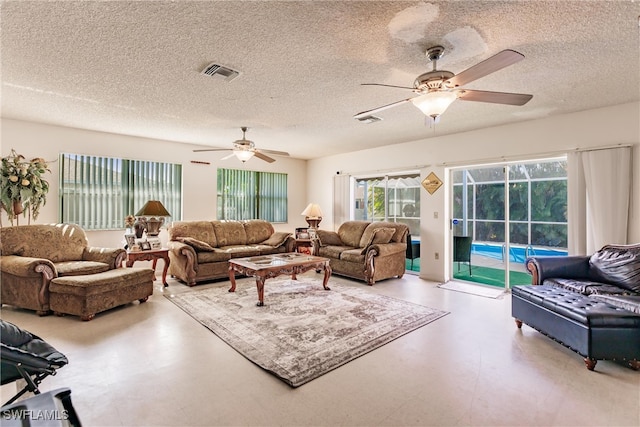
[567,147,632,254]
[333,174,351,230]
[566,152,587,255]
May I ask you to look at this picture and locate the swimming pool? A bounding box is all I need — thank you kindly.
[471,242,567,264]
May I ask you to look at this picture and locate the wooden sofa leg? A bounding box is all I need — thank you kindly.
[627,360,640,370]
[81,313,95,321]
[584,358,597,371]
[514,319,523,328]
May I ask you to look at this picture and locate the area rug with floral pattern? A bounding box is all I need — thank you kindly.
[165,277,448,387]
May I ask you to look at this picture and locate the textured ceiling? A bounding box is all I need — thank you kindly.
[2,1,639,160]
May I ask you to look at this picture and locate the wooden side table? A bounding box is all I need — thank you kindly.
[295,238,313,254]
[125,248,170,287]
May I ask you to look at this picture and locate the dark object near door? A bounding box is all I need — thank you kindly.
[454,236,472,275]
[406,233,420,269]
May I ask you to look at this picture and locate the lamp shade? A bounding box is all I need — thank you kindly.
[411,91,458,118]
[301,203,323,218]
[234,150,255,162]
[135,200,171,217]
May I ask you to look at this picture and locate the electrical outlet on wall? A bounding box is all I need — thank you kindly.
[435,252,439,260]
[433,211,438,219]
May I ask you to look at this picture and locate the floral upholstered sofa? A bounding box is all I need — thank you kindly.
[167,219,295,286]
[0,224,128,316]
[312,221,409,285]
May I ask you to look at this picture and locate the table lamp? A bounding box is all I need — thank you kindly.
[135,200,171,237]
[301,203,323,229]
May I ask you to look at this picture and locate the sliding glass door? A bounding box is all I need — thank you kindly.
[354,173,421,272]
[451,159,568,288]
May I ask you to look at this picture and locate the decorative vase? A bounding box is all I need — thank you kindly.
[12,199,24,215]
[134,219,145,238]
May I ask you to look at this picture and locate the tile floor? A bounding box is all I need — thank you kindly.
[1,272,639,426]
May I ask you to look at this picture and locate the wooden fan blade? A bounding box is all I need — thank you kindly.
[193,148,231,152]
[447,50,525,87]
[458,89,533,106]
[260,149,290,157]
[354,97,414,119]
[254,151,276,163]
[361,83,415,90]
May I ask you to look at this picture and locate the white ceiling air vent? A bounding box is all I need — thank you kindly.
[201,63,241,82]
[355,115,382,124]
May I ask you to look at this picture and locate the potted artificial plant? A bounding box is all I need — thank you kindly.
[0,149,50,226]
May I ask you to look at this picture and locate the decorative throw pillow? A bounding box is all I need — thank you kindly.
[589,247,640,292]
[361,227,395,254]
[176,237,215,252]
[317,230,343,247]
[363,227,395,247]
[261,231,291,248]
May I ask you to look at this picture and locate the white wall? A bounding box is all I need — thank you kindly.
[3,102,638,281]
[0,119,309,248]
[308,102,640,282]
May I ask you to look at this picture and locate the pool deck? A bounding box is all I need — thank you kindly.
[470,253,529,273]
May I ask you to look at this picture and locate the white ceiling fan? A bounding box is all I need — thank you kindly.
[193,127,290,163]
[354,46,533,123]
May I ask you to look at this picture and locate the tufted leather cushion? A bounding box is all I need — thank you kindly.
[591,295,640,314]
[512,284,640,327]
[590,246,640,293]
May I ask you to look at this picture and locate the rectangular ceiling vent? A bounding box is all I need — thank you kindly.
[355,115,382,124]
[201,63,241,82]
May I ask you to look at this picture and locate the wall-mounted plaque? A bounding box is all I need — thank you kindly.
[422,172,443,195]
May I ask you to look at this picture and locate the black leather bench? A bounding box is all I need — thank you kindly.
[512,284,640,370]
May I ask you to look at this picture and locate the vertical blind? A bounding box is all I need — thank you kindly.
[60,153,182,229]
[217,168,287,222]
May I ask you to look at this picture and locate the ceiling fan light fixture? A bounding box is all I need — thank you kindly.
[234,149,255,162]
[411,91,458,118]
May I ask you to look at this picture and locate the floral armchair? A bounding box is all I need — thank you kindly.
[0,224,126,315]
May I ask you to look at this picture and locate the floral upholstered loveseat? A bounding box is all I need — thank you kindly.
[167,219,295,286]
[0,224,126,315]
[312,221,409,285]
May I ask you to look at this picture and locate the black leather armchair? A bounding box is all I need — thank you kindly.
[1,320,68,406]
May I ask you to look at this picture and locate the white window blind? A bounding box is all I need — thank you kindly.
[60,153,182,229]
[217,168,287,222]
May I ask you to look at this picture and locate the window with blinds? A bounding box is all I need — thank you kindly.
[217,168,287,222]
[59,153,182,230]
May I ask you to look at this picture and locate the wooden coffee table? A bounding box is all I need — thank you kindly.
[228,253,332,306]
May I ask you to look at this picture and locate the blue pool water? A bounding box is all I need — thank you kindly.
[471,243,567,264]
